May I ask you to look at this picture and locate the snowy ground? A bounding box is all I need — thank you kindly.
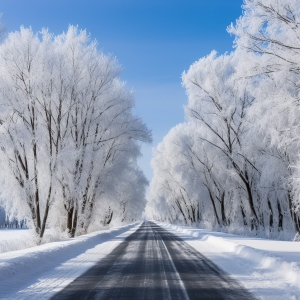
[0,229,32,253]
[0,229,29,241]
[156,221,300,300]
[1,222,300,299]
[0,223,141,299]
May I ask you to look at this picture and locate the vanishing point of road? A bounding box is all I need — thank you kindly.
[53,221,255,300]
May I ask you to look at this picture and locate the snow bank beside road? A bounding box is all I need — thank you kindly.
[0,222,141,299]
[157,222,300,300]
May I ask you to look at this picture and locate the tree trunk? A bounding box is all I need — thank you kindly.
[207,188,221,226]
[241,205,247,226]
[277,201,283,231]
[67,207,74,234]
[220,192,227,226]
[287,191,300,234]
[238,170,258,229]
[106,210,114,225]
[267,200,273,230]
[65,203,78,238]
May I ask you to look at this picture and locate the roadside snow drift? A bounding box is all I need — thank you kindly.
[157,222,300,300]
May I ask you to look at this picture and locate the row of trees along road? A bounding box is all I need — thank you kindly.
[0,26,151,241]
[146,0,300,240]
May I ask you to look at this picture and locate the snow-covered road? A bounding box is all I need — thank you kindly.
[53,221,254,300]
[1,221,300,299]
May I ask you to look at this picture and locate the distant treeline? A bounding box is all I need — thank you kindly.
[0,208,28,229]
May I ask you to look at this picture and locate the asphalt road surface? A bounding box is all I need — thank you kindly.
[53,221,256,300]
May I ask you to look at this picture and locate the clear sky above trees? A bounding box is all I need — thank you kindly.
[0,0,243,180]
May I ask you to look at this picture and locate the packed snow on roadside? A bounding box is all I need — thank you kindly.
[0,222,141,300]
[156,221,300,300]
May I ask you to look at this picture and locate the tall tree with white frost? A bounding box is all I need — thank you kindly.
[182,52,260,229]
[228,0,300,235]
[0,26,151,240]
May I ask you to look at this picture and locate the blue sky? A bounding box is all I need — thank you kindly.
[0,0,244,181]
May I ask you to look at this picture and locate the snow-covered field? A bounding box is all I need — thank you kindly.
[0,229,32,253]
[157,222,300,300]
[0,223,141,299]
[0,229,29,241]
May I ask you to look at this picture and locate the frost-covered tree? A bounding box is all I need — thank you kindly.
[0,26,151,240]
[147,123,227,227]
[228,0,300,235]
[228,0,300,72]
[0,28,57,238]
[147,1,300,239]
[182,52,262,229]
